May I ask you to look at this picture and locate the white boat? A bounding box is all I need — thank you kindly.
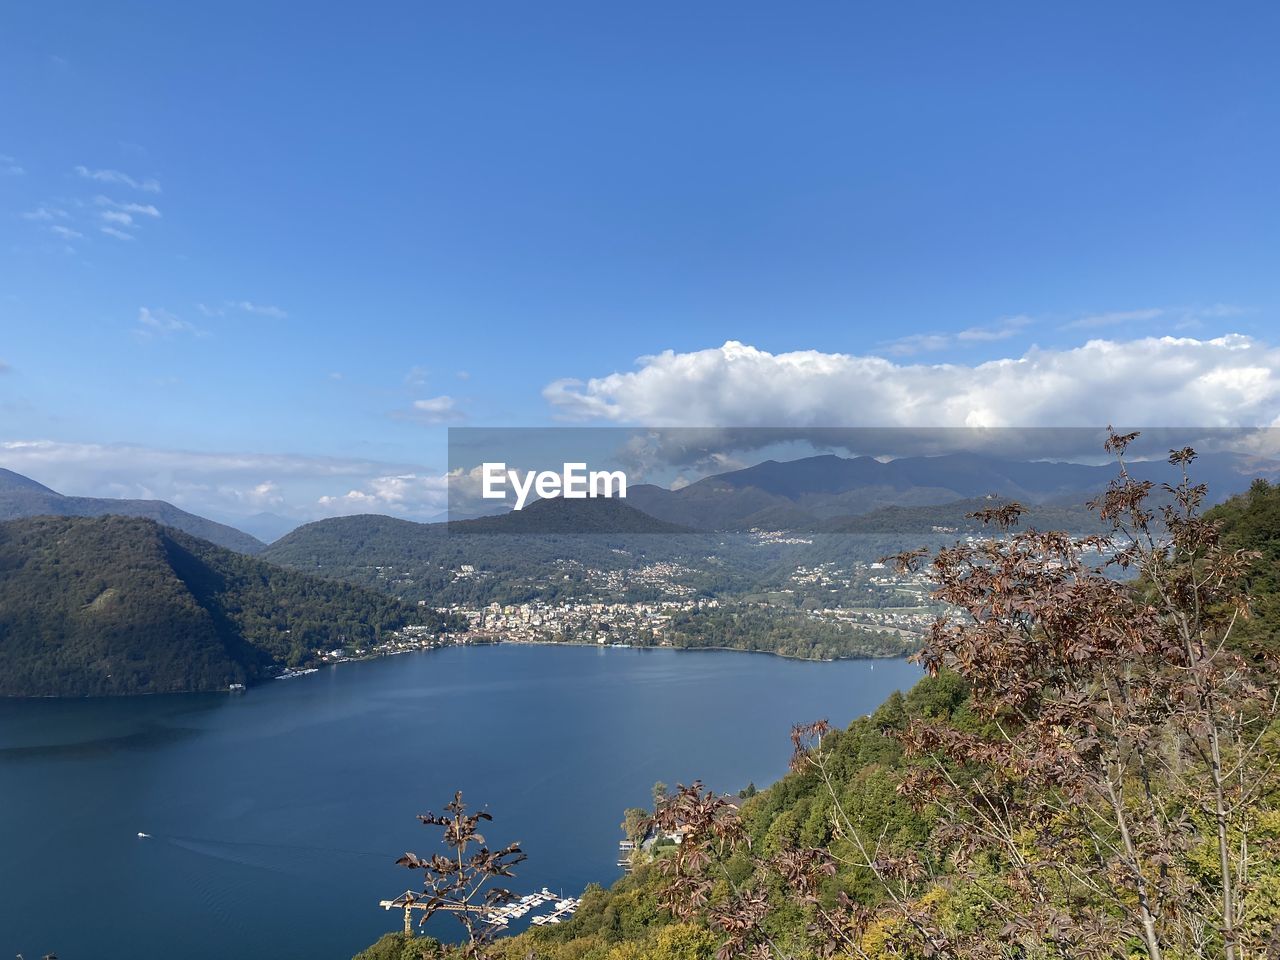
[137,832,151,838]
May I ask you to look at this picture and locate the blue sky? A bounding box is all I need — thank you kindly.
[2,1,1279,528]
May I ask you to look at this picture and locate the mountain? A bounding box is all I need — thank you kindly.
[625,452,1279,531]
[262,499,710,607]
[826,495,1103,535]
[449,495,693,534]
[261,452,1280,608]
[0,515,441,697]
[0,468,264,554]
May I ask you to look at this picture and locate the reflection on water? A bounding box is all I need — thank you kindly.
[0,645,919,960]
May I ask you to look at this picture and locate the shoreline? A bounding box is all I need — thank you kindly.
[472,636,915,664]
[1,637,916,701]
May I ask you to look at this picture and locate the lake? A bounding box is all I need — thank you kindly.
[0,644,919,959]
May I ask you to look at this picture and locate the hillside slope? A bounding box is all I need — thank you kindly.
[0,515,440,697]
[355,472,1280,960]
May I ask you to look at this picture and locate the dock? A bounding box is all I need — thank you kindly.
[529,896,582,925]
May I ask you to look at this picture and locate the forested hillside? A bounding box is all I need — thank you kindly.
[0,515,446,697]
[1208,477,1280,653]
[357,445,1280,960]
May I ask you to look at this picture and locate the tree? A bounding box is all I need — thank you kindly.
[643,433,1280,959]
[849,433,1280,958]
[652,782,669,808]
[395,792,526,960]
[622,808,649,844]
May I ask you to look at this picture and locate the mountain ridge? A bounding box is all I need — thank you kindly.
[0,468,264,553]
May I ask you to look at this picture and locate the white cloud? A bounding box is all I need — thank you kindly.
[0,440,450,522]
[20,206,68,222]
[1064,307,1166,330]
[88,197,162,239]
[1060,305,1246,332]
[49,225,83,240]
[882,333,951,355]
[232,300,288,319]
[198,300,288,319]
[134,307,203,340]
[0,154,23,175]
[74,165,161,192]
[93,196,161,218]
[884,315,1031,355]
[543,336,1280,431]
[317,473,450,517]
[395,395,464,424]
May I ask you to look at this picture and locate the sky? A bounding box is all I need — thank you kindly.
[2,1,1280,530]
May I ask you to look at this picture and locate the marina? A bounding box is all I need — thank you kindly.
[528,897,582,925]
[378,887,579,936]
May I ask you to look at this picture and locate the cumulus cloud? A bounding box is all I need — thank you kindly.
[317,473,450,518]
[74,165,161,193]
[544,336,1280,433]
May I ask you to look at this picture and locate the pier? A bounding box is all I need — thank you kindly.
[379,887,576,937]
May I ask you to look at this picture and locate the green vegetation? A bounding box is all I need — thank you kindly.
[1209,477,1280,653]
[0,515,449,697]
[360,444,1280,960]
[661,603,914,659]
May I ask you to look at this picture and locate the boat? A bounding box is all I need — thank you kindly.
[137,832,151,838]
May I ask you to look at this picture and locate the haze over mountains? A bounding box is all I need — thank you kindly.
[0,468,265,553]
[4,450,1279,697]
[625,451,1280,531]
[4,450,1277,550]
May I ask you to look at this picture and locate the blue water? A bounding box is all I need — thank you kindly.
[0,645,919,959]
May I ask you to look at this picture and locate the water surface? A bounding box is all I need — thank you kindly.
[0,645,919,959]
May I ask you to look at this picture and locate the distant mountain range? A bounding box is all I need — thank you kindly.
[623,451,1280,531]
[0,468,265,553]
[5,450,1278,697]
[450,495,692,534]
[5,450,1276,556]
